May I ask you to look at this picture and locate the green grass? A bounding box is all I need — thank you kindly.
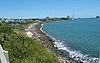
[0,22,60,63]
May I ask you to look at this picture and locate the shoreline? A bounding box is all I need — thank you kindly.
[26,22,100,63]
[39,22,100,63]
[27,22,78,63]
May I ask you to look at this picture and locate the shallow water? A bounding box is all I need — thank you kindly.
[42,18,100,62]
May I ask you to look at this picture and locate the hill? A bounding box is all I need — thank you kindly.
[0,22,60,63]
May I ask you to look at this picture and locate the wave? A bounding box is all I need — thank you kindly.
[40,23,100,63]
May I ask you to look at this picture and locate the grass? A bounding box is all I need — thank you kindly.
[0,22,60,63]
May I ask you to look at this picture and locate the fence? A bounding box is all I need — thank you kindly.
[0,45,10,63]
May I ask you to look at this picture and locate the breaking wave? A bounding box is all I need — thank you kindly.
[40,23,100,63]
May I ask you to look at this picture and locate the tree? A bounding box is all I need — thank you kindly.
[66,16,71,20]
[96,16,100,18]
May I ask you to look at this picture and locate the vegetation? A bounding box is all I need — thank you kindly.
[96,16,100,18]
[0,22,60,63]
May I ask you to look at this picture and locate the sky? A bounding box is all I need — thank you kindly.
[0,0,100,18]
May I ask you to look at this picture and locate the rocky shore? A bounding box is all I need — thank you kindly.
[27,22,80,63]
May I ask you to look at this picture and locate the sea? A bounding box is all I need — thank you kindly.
[42,18,100,63]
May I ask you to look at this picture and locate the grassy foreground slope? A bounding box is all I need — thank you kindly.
[0,22,60,63]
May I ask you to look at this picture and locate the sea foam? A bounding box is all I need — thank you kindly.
[40,23,100,63]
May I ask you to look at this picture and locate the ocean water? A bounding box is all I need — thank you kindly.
[42,18,100,63]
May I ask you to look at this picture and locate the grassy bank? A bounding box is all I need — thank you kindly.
[0,22,60,63]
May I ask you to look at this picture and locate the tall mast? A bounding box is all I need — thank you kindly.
[73,14,74,19]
